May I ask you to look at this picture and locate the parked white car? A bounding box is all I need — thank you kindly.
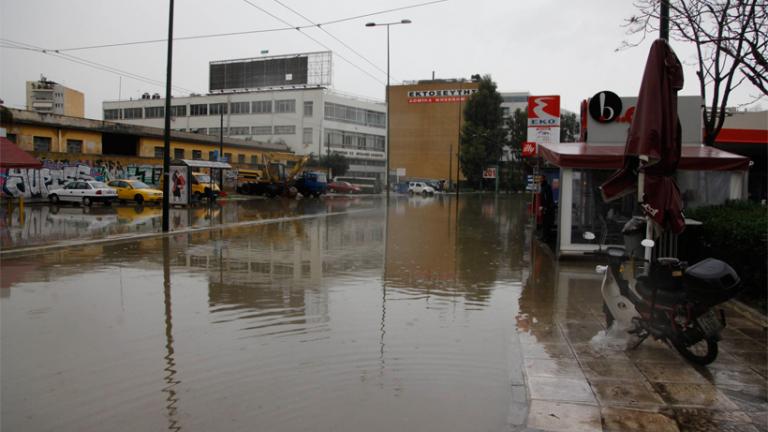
[408,181,435,195]
[48,180,117,206]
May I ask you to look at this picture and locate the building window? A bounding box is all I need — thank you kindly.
[209,127,226,137]
[190,104,208,116]
[66,139,83,154]
[274,125,296,135]
[229,126,250,136]
[104,109,120,120]
[303,128,313,145]
[252,126,272,135]
[304,101,313,117]
[155,146,164,158]
[209,103,227,115]
[275,99,295,113]
[325,102,385,128]
[224,153,232,162]
[171,105,187,117]
[230,101,250,114]
[174,148,185,159]
[6,133,17,143]
[251,155,258,165]
[145,106,164,118]
[252,100,272,113]
[238,154,245,164]
[33,136,51,152]
[123,107,143,119]
[192,150,202,160]
[209,151,217,161]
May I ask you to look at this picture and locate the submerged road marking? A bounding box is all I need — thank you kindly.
[1,208,377,258]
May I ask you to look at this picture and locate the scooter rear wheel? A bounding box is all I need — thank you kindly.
[672,336,718,365]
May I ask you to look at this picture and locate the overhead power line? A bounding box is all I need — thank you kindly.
[240,0,387,85]
[49,0,446,52]
[1,38,200,95]
[270,0,395,82]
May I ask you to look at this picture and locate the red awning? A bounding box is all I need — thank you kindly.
[0,136,42,169]
[539,142,750,171]
[715,128,768,145]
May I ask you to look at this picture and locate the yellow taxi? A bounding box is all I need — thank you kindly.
[107,179,163,205]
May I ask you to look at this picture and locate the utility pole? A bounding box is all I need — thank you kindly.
[660,0,670,40]
[161,0,174,232]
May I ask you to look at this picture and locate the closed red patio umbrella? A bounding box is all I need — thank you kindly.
[601,39,686,234]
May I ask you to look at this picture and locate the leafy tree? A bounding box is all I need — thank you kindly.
[560,112,579,143]
[459,75,506,187]
[305,152,349,177]
[622,0,767,146]
[506,108,528,148]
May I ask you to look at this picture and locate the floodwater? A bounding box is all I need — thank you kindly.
[1,195,533,432]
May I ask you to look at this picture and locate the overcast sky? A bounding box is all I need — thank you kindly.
[1,0,763,119]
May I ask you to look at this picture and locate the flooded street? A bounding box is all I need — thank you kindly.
[1,195,530,432]
[3,195,766,432]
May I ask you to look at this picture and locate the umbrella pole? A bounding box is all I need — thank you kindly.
[637,160,653,263]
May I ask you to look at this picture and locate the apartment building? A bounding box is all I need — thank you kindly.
[26,76,84,117]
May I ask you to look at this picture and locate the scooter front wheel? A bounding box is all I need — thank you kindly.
[672,336,718,365]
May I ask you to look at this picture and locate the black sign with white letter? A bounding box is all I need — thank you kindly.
[588,91,622,123]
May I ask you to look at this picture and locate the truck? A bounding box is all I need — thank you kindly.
[293,171,328,198]
[236,155,325,198]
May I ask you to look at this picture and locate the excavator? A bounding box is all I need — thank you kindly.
[236,154,327,198]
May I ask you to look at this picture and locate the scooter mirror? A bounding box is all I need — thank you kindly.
[582,231,596,241]
[641,239,655,248]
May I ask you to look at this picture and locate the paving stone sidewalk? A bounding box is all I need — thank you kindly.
[516,299,767,432]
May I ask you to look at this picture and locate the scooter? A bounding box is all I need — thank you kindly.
[583,230,742,365]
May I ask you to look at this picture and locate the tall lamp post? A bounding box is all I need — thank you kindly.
[365,19,411,197]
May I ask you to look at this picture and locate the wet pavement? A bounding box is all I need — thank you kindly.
[1,195,766,431]
[519,243,768,432]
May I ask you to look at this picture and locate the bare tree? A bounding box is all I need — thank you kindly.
[622,0,767,146]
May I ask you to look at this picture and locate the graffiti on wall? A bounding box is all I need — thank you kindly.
[0,159,162,199]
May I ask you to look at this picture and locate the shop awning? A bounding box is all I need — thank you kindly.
[538,142,750,171]
[0,136,43,169]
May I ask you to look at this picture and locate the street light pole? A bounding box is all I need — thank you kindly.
[366,19,411,198]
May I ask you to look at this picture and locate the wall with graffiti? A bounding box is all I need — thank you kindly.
[1,158,162,199]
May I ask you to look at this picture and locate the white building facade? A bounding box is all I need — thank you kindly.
[103,88,387,182]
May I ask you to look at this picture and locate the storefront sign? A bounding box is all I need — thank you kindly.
[407,88,478,104]
[588,91,623,123]
[522,141,537,157]
[527,95,560,145]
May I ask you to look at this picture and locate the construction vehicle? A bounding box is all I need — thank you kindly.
[236,154,325,198]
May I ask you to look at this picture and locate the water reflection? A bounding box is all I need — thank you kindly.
[2,195,534,432]
[162,236,181,432]
[385,194,528,300]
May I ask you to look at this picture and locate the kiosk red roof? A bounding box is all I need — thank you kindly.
[0,136,42,168]
[538,142,750,172]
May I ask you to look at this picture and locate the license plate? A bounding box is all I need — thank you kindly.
[697,309,723,337]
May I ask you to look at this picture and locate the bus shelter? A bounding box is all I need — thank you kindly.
[168,159,232,205]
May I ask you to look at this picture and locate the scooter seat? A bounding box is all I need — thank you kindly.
[636,276,687,305]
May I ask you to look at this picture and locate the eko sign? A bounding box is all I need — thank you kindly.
[407,88,478,104]
[527,95,561,145]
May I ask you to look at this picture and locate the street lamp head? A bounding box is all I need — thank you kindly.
[365,22,376,27]
[401,19,412,24]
